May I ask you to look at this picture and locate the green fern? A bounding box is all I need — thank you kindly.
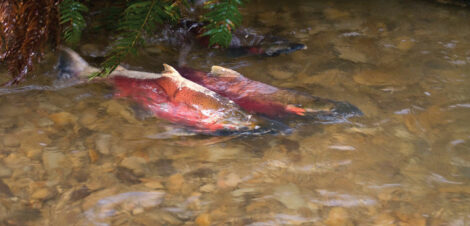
[202,0,244,47]
[92,0,180,78]
[59,0,88,45]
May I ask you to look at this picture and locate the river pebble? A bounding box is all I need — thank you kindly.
[31,187,55,200]
[120,156,147,176]
[167,173,185,194]
[273,183,307,210]
[2,133,20,147]
[323,8,350,20]
[325,207,352,226]
[0,165,12,178]
[335,45,368,63]
[353,69,418,86]
[217,172,241,189]
[373,213,396,225]
[48,112,78,127]
[95,134,112,155]
[195,213,211,226]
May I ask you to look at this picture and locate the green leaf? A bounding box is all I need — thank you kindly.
[94,0,180,78]
[59,0,89,45]
[202,0,245,47]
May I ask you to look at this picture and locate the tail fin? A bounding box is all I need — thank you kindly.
[57,47,97,80]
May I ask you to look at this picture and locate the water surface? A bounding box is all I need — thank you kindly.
[1,0,470,225]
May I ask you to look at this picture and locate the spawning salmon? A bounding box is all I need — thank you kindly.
[57,48,272,134]
[177,66,362,121]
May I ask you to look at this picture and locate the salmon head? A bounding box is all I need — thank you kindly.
[57,48,280,134]
[178,66,363,122]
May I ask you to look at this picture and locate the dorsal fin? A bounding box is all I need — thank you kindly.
[210,66,242,78]
[115,65,127,71]
[160,64,219,98]
[162,64,180,76]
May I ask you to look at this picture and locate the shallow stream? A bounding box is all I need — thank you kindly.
[1,0,469,225]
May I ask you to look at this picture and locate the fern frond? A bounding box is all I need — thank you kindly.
[59,0,88,45]
[202,0,244,47]
[94,0,180,78]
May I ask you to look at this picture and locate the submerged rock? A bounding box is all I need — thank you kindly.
[273,183,307,210]
[2,133,20,147]
[0,165,12,178]
[353,69,419,86]
[83,191,165,225]
[335,45,368,63]
[217,172,241,189]
[323,8,350,20]
[31,187,55,200]
[325,207,352,226]
[95,134,112,155]
[167,173,185,194]
[48,112,78,126]
[120,156,147,176]
[195,213,211,226]
[42,150,66,171]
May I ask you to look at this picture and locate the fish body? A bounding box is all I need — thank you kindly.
[58,48,263,134]
[177,66,362,120]
[168,20,307,57]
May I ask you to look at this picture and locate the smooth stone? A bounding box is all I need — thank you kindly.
[38,102,61,112]
[88,149,99,163]
[42,150,66,171]
[395,36,415,51]
[79,110,98,127]
[200,184,216,193]
[0,165,12,178]
[325,207,352,226]
[95,134,112,155]
[353,69,413,86]
[0,179,13,196]
[143,180,164,189]
[373,213,396,225]
[37,117,54,127]
[132,207,144,215]
[31,187,54,200]
[20,132,51,155]
[206,145,242,162]
[195,213,211,226]
[217,172,241,189]
[232,187,257,197]
[335,45,368,63]
[48,112,78,126]
[120,156,147,176]
[269,68,294,80]
[115,166,142,184]
[167,173,184,194]
[83,190,165,220]
[302,69,347,86]
[323,8,350,20]
[396,212,426,226]
[3,133,20,147]
[101,100,137,123]
[273,183,307,210]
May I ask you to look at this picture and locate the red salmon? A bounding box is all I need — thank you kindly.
[177,66,362,120]
[58,48,264,134]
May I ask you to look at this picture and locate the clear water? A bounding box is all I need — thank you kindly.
[1,0,469,225]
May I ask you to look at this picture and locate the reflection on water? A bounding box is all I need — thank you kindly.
[1,0,470,225]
